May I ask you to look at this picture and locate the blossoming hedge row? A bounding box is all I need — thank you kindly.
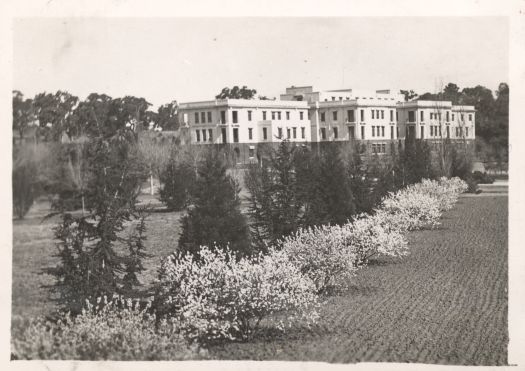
[155,246,320,341]
[153,177,467,341]
[12,296,205,360]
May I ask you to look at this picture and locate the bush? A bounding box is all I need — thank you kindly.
[11,296,204,360]
[378,188,442,231]
[155,246,319,341]
[159,152,196,211]
[349,213,409,265]
[471,171,495,184]
[12,150,38,219]
[279,224,359,293]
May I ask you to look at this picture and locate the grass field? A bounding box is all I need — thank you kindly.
[11,194,508,365]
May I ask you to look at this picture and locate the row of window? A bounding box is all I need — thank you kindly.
[412,111,473,123]
[320,109,397,123]
[196,127,307,143]
[371,143,387,154]
[193,110,305,124]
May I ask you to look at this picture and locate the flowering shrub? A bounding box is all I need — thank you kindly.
[279,224,359,293]
[409,177,467,212]
[348,213,409,265]
[11,296,203,360]
[378,188,442,231]
[155,246,319,341]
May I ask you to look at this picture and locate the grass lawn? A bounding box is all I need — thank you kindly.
[11,194,508,365]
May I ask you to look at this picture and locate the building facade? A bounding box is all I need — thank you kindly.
[177,86,476,163]
[178,98,310,163]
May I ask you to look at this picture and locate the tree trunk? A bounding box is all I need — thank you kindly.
[150,173,154,196]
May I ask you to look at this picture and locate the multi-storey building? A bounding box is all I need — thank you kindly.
[177,86,476,163]
[178,98,310,163]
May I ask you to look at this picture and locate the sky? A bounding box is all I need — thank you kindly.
[13,17,509,108]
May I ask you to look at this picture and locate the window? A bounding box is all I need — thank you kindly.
[321,128,326,140]
[390,126,394,139]
[201,112,206,123]
[466,127,469,137]
[361,126,365,139]
[372,110,375,119]
[263,111,267,120]
[469,114,473,121]
[271,112,276,120]
[278,127,283,138]
[381,110,384,119]
[408,111,415,123]
[446,126,450,138]
[390,110,394,122]
[339,96,343,100]
[377,110,380,118]
[456,127,459,137]
[248,128,253,140]
[232,111,238,124]
[249,147,255,158]
[233,128,239,143]
[301,127,305,139]
[430,126,434,136]
[333,111,338,121]
[348,126,355,139]
[372,126,376,137]
[332,96,335,101]
[202,129,206,142]
[439,126,442,136]
[196,130,200,142]
[420,111,424,122]
[248,110,252,121]
[381,126,385,137]
[286,111,290,120]
[300,111,304,120]
[396,127,399,138]
[452,114,455,121]
[221,128,227,143]
[348,110,355,122]
[459,127,463,137]
[446,111,450,122]
[277,111,281,120]
[360,110,365,122]
[207,112,212,123]
[430,113,433,120]
[438,113,442,120]
[263,127,268,140]
[221,111,226,123]
[195,112,200,124]
[321,112,326,122]
[293,127,297,139]
[208,129,213,141]
[396,111,398,121]
[287,128,291,139]
[333,127,338,139]
[381,143,386,153]
[420,126,424,139]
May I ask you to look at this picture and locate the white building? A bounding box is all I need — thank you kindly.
[178,98,310,162]
[396,100,475,141]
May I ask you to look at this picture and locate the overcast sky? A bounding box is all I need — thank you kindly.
[13,17,508,108]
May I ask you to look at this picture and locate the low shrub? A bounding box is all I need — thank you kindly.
[378,188,442,231]
[349,213,409,265]
[11,296,203,360]
[279,224,359,293]
[155,246,319,342]
[471,171,495,185]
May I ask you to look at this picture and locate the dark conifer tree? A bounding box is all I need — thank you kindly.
[178,150,251,257]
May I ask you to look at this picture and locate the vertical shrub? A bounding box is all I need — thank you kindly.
[12,146,38,219]
[44,131,151,314]
[159,148,196,211]
[178,150,251,257]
